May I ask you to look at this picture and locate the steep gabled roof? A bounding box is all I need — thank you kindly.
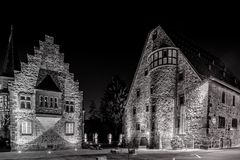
[161,25,240,90]
[36,75,61,92]
[0,25,21,77]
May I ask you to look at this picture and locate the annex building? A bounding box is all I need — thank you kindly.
[124,25,240,149]
[0,27,83,151]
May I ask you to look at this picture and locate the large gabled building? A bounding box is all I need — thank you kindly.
[0,27,83,151]
[124,25,240,149]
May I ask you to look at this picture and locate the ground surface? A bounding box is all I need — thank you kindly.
[1,148,240,159]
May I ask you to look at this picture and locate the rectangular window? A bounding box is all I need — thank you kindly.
[218,116,225,128]
[172,58,176,64]
[232,118,238,128]
[133,107,136,115]
[65,101,74,113]
[178,71,184,81]
[65,122,74,135]
[54,98,58,108]
[179,106,186,134]
[154,52,158,60]
[44,96,48,107]
[163,50,168,57]
[20,95,31,109]
[21,121,32,135]
[159,51,162,58]
[168,49,172,57]
[168,57,172,64]
[154,60,158,67]
[146,106,149,112]
[222,92,225,104]
[144,68,148,76]
[233,95,235,106]
[50,97,53,108]
[152,105,156,113]
[39,96,43,107]
[159,59,162,65]
[172,50,177,57]
[163,58,167,64]
[179,94,184,105]
[136,89,140,98]
[136,123,140,130]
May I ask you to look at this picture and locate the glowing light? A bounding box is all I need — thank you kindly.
[74,148,78,151]
[18,150,22,154]
[48,151,51,154]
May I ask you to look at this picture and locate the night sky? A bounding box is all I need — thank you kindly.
[1,3,240,110]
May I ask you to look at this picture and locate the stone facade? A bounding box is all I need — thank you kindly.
[124,25,240,149]
[1,35,83,151]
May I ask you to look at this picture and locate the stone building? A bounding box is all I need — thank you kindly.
[124,25,240,149]
[0,27,83,151]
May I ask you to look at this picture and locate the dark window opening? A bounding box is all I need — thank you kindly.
[133,107,136,115]
[218,116,225,128]
[144,68,148,76]
[146,106,149,112]
[178,71,184,81]
[233,96,235,106]
[222,92,225,104]
[179,94,184,105]
[136,89,140,98]
[150,85,154,94]
[152,105,156,113]
[232,118,238,128]
[163,50,168,57]
[151,122,155,131]
[136,123,140,130]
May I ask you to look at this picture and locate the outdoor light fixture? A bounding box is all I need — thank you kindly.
[18,150,22,154]
[212,115,216,125]
[48,151,51,154]
[74,148,78,151]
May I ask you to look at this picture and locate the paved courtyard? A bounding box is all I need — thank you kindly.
[1,148,240,160]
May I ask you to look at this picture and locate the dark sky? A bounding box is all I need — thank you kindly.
[1,3,240,109]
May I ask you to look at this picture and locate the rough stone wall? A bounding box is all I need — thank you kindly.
[124,26,175,146]
[9,35,83,151]
[124,26,208,149]
[208,81,240,148]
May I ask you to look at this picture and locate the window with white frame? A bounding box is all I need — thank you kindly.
[65,122,74,135]
[20,95,31,109]
[21,121,32,135]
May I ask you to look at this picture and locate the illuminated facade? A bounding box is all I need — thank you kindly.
[0,29,83,151]
[124,25,240,149]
